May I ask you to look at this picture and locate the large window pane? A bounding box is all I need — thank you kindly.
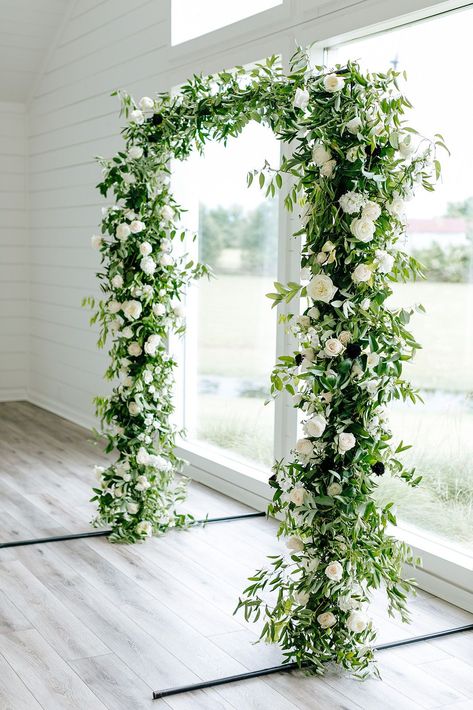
[172,0,282,45]
[327,8,473,555]
[173,122,279,473]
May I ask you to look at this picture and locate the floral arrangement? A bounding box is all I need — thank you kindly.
[86,48,445,674]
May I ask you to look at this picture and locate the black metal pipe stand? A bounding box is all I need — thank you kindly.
[0,511,266,550]
[152,622,473,700]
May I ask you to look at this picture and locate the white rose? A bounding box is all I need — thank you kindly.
[139,241,152,256]
[130,220,145,234]
[386,195,405,217]
[360,298,371,310]
[149,454,171,471]
[346,147,358,163]
[350,216,375,243]
[127,502,139,515]
[122,375,133,388]
[338,330,351,346]
[136,447,150,465]
[347,611,369,633]
[128,401,141,416]
[325,561,343,581]
[159,253,173,267]
[123,300,142,320]
[143,369,153,384]
[297,315,311,329]
[144,334,161,356]
[107,300,121,314]
[328,482,342,497]
[301,347,315,363]
[153,303,166,317]
[374,249,394,274]
[338,432,356,454]
[339,191,365,215]
[312,143,332,166]
[307,274,337,303]
[128,145,143,160]
[289,487,305,506]
[352,264,372,284]
[111,274,123,288]
[308,306,320,319]
[160,205,174,221]
[136,521,153,536]
[129,109,144,125]
[362,201,381,221]
[367,352,380,367]
[160,238,172,253]
[91,234,102,249]
[346,116,362,134]
[324,338,344,358]
[317,611,337,628]
[320,159,336,178]
[304,414,326,438]
[140,256,156,275]
[142,285,153,298]
[365,379,379,394]
[294,591,310,606]
[128,342,142,357]
[121,327,133,339]
[324,73,344,93]
[286,536,304,552]
[295,438,313,457]
[136,475,150,491]
[293,87,309,110]
[116,223,131,241]
[122,173,136,185]
[138,96,154,111]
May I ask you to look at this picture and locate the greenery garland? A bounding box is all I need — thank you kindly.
[87,48,445,673]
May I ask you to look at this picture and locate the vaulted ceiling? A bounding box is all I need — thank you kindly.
[0,0,72,102]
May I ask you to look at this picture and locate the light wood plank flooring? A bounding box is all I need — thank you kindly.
[0,401,472,709]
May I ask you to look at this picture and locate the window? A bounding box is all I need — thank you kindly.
[326,7,473,557]
[172,121,280,473]
[171,0,282,45]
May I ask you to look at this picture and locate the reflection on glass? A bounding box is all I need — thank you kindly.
[172,0,282,45]
[173,123,279,472]
[328,8,473,554]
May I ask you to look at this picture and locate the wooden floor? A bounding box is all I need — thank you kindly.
[0,402,473,709]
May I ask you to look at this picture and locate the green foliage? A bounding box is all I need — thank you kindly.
[411,242,472,283]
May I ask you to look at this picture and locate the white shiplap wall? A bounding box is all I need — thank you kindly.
[28,0,170,427]
[0,102,28,401]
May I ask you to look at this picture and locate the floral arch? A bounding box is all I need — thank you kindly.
[88,48,444,674]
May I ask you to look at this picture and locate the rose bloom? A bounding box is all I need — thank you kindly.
[339,191,365,215]
[138,96,154,111]
[346,116,362,134]
[139,241,152,256]
[140,256,156,276]
[136,447,150,465]
[129,109,144,125]
[308,306,320,319]
[144,334,160,356]
[122,173,136,185]
[128,342,142,357]
[143,369,153,384]
[386,195,405,217]
[293,87,309,110]
[116,223,131,241]
[301,347,315,362]
[153,303,166,317]
[127,502,139,515]
[350,216,375,243]
[160,238,172,253]
[346,147,358,162]
[286,536,304,552]
[324,338,344,358]
[123,300,142,320]
[338,330,351,346]
[294,590,310,606]
[352,264,372,284]
[111,274,123,289]
[375,249,394,274]
[136,520,153,536]
[159,253,173,268]
[347,611,369,633]
[317,611,337,629]
[328,482,342,497]
[91,234,102,249]
[130,220,145,234]
[160,205,174,221]
[304,414,326,438]
[295,438,313,457]
[362,201,381,221]
[338,432,356,453]
[325,561,343,581]
[297,315,311,329]
[323,73,344,92]
[128,401,141,416]
[128,145,143,160]
[307,274,337,303]
[107,300,121,314]
[320,159,336,178]
[289,487,305,506]
[312,142,332,166]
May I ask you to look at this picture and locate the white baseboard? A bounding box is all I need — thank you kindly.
[27,389,97,432]
[0,389,27,402]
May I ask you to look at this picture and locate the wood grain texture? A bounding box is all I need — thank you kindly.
[0,401,473,709]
